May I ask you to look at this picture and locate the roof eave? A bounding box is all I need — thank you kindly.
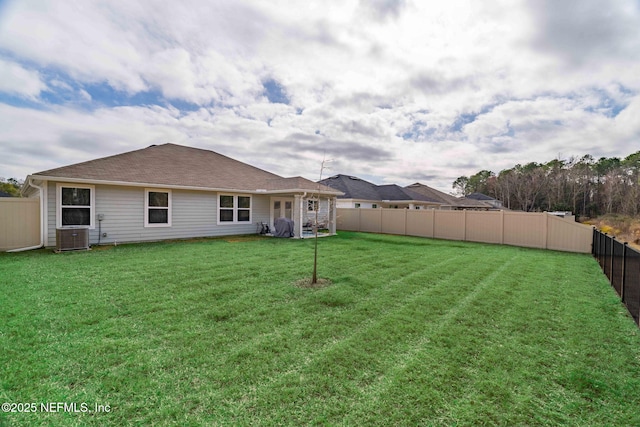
[28,175,344,196]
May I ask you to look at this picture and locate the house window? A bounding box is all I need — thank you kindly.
[308,200,318,211]
[218,194,251,224]
[355,203,361,208]
[372,204,378,209]
[145,189,171,227]
[57,184,95,228]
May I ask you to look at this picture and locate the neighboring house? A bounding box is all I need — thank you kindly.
[319,176,502,211]
[406,183,499,210]
[319,175,442,209]
[465,192,503,209]
[0,191,12,197]
[21,143,342,248]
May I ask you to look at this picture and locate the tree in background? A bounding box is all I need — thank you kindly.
[453,170,494,196]
[0,177,22,197]
[453,150,640,217]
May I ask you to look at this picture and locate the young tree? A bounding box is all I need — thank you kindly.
[312,158,331,285]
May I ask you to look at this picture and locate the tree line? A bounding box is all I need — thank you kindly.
[0,177,22,197]
[453,151,640,217]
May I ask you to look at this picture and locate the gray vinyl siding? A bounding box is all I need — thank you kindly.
[303,197,330,225]
[46,182,270,247]
[46,181,56,247]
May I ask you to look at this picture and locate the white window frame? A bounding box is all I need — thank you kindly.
[56,183,95,229]
[307,200,318,211]
[144,189,172,228]
[217,194,252,225]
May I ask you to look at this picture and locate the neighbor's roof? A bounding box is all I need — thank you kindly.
[319,175,381,200]
[404,183,459,205]
[376,184,441,203]
[466,192,498,201]
[30,143,341,194]
[405,183,497,209]
[319,175,441,203]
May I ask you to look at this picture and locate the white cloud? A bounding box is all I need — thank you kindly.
[0,59,47,99]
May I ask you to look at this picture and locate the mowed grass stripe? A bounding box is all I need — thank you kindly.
[184,251,473,415]
[240,252,522,425]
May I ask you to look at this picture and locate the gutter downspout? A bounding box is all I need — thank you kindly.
[7,179,45,252]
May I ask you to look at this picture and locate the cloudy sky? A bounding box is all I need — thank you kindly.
[1,0,639,192]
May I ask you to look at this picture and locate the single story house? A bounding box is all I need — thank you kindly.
[464,192,503,209]
[21,143,342,248]
[405,183,499,210]
[317,176,502,211]
[319,175,443,209]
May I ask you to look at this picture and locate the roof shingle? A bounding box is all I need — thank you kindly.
[33,143,339,194]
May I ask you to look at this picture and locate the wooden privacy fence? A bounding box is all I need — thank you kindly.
[337,208,593,253]
[0,198,40,251]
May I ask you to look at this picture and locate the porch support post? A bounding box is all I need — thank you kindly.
[293,194,302,239]
[330,197,337,235]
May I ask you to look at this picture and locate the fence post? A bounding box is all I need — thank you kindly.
[404,208,407,236]
[543,212,548,250]
[610,236,615,285]
[621,242,627,303]
[463,209,467,242]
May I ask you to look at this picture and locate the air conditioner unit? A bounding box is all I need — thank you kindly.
[56,227,90,251]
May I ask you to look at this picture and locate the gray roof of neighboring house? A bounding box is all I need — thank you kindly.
[30,143,340,194]
[319,175,441,203]
[376,185,441,203]
[406,183,497,209]
[466,192,496,201]
[455,197,494,209]
[318,175,381,200]
[404,183,459,205]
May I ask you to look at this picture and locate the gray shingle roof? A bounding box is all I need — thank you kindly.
[466,192,496,201]
[319,175,441,203]
[32,143,339,194]
[318,175,381,200]
[404,183,459,205]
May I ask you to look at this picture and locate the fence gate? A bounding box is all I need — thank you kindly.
[0,198,40,251]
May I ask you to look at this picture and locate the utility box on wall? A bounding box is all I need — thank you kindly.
[56,227,89,252]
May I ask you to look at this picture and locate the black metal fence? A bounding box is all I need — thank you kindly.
[592,229,640,326]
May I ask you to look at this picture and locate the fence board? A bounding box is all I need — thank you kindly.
[466,210,502,244]
[381,209,406,235]
[623,248,640,325]
[434,210,465,241]
[406,210,434,237]
[0,198,40,251]
[612,240,625,297]
[503,212,545,249]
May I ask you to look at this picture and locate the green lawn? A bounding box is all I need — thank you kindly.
[1,232,640,426]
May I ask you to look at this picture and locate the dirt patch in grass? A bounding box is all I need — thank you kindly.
[294,277,333,288]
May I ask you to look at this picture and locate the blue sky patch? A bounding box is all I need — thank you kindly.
[262,79,290,104]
